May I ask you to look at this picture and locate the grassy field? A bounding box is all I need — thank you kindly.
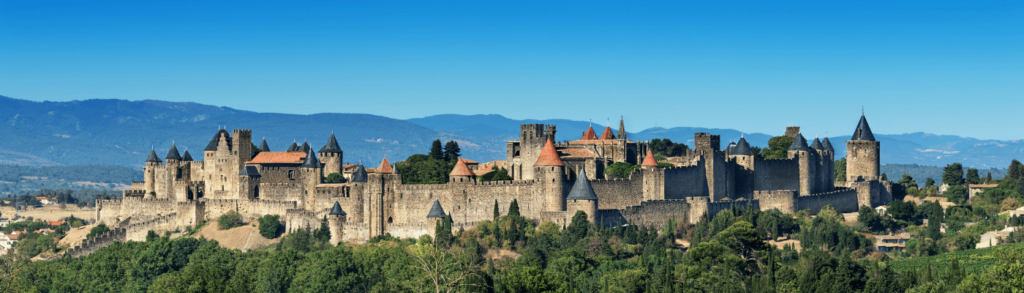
[887,242,1024,275]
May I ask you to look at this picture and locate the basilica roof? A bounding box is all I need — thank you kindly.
[247,152,307,164]
[581,126,598,140]
[599,126,616,140]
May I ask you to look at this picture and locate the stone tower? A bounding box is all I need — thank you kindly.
[328,201,347,246]
[566,169,599,224]
[301,148,322,210]
[238,166,262,199]
[695,133,727,201]
[449,158,475,183]
[319,132,343,176]
[511,124,556,180]
[640,150,664,201]
[846,115,879,182]
[144,149,162,198]
[535,138,565,213]
[788,133,818,196]
[729,137,756,199]
[821,137,836,190]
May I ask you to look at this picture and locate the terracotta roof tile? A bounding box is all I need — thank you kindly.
[247,152,306,164]
[581,126,598,140]
[560,148,597,158]
[599,126,616,140]
[458,158,479,164]
[641,150,659,167]
[378,158,393,173]
[450,159,475,176]
[535,138,565,166]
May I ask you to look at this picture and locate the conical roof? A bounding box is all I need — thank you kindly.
[319,133,342,153]
[350,164,368,182]
[851,115,875,141]
[599,126,616,140]
[378,158,393,174]
[165,144,182,160]
[300,148,321,168]
[182,150,194,161]
[239,166,261,177]
[301,141,311,153]
[810,137,823,150]
[259,139,271,152]
[329,201,347,216]
[581,126,598,140]
[788,134,810,151]
[450,158,474,177]
[641,150,659,167]
[426,199,446,218]
[204,129,231,151]
[286,141,300,152]
[821,137,835,152]
[733,137,754,156]
[535,138,565,166]
[567,169,598,200]
[146,149,162,163]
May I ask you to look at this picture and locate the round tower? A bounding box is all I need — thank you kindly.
[787,133,817,196]
[535,138,565,213]
[328,201,347,246]
[144,148,162,198]
[846,114,880,182]
[319,132,344,176]
[566,169,599,224]
[449,158,475,183]
[301,148,322,210]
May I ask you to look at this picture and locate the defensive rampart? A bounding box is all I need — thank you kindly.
[664,164,708,199]
[753,190,798,214]
[796,189,858,213]
[62,228,126,258]
[619,200,690,229]
[754,158,799,191]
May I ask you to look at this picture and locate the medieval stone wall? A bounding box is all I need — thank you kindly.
[754,158,799,191]
[63,228,126,258]
[796,189,859,213]
[619,200,690,229]
[664,163,708,199]
[200,198,298,221]
[125,213,181,241]
[753,190,798,214]
[590,176,643,210]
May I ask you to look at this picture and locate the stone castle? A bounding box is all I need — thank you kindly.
[88,114,891,247]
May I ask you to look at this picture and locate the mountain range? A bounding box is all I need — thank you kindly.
[1,96,1021,171]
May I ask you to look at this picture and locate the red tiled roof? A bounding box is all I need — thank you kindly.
[560,148,597,158]
[6,234,17,240]
[247,152,306,164]
[458,158,479,164]
[599,126,616,140]
[35,196,47,200]
[450,159,475,176]
[581,126,598,140]
[378,158,393,173]
[641,150,659,167]
[48,221,67,226]
[535,139,565,166]
[474,164,495,176]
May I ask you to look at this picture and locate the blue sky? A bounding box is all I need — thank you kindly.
[2,1,1022,140]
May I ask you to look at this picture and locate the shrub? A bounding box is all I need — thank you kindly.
[258,214,281,239]
[87,223,110,239]
[217,211,244,230]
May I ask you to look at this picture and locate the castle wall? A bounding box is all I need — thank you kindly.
[846,140,880,182]
[200,198,298,221]
[95,198,179,226]
[619,200,690,229]
[796,189,859,214]
[706,152,728,201]
[125,213,183,241]
[730,155,756,199]
[753,190,798,214]
[754,158,799,191]
[664,162,709,199]
[63,228,126,258]
[705,199,759,220]
[590,176,644,210]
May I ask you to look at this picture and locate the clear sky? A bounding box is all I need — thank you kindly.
[2,1,1022,140]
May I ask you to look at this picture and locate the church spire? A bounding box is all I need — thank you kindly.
[617,116,626,141]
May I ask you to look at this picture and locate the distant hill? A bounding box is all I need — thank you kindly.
[1,96,1020,170]
[881,164,1006,185]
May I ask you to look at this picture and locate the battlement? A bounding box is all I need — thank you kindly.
[126,213,177,231]
[472,180,538,187]
[63,228,127,258]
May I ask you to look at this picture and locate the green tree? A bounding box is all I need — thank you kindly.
[87,223,110,238]
[258,214,280,239]
[509,199,520,217]
[605,162,639,179]
[946,185,968,205]
[926,202,943,241]
[429,140,444,161]
[966,168,980,185]
[443,141,461,161]
[857,205,883,231]
[888,199,917,221]
[397,154,457,184]
[898,174,918,189]
[1009,159,1024,180]
[217,211,243,230]
[943,163,965,186]
[479,168,512,181]
[716,221,768,260]
[493,200,499,220]
[925,178,936,188]
[761,136,795,159]
[323,173,345,183]
[835,158,847,182]
[650,138,689,157]
[314,216,331,244]
[565,211,590,243]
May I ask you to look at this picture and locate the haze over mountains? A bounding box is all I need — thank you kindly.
[1,96,1021,171]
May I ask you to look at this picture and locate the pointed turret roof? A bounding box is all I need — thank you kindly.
[239,166,261,177]
[727,142,737,154]
[301,141,311,153]
[599,126,616,140]
[426,199,446,219]
[319,133,342,153]
[733,137,754,156]
[788,133,810,151]
[450,158,475,177]
[286,141,300,152]
[378,158,393,174]
[821,137,835,152]
[535,138,565,166]
[641,150,659,167]
[851,115,875,141]
[146,149,162,163]
[300,148,321,168]
[182,150,194,161]
[617,116,626,140]
[165,144,182,161]
[581,126,598,140]
[350,164,368,182]
[204,129,231,151]
[259,139,270,152]
[329,201,347,216]
[567,169,598,200]
[810,137,823,150]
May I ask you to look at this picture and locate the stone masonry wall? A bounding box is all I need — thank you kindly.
[754,158,799,191]
[796,189,859,214]
[753,190,798,214]
[63,228,127,258]
[619,200,690,229]
[664,161,709,199]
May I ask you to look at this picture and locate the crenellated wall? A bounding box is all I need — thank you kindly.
[754,158,799,191]
[796,189,859,213]
[754,190,798,214]
[619,200,690,229]
[664,162,709,199]
[62,228,127,258]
